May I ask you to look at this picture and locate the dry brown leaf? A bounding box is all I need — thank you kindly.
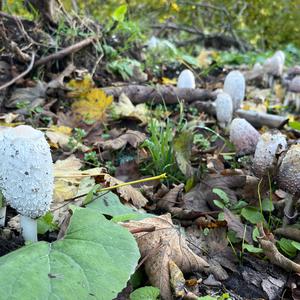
[100,130,146,150]
[112,93,149,124]
[104,174,147,208]
[46,130,89,152]
[53,155,105,202]
[157,183,184,212]
[122,214,209,300]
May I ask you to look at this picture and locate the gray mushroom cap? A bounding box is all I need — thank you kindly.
[277,144,300,195]
[253,130,287,177]
[215,92,233,128]
[223,70,245,111]
[177,69,195,89]
[263,51,285,77]
[230,118,260,156]
[0,125,53,218]
[288,76,300,93]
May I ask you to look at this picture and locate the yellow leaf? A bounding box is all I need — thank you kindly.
[67,74,94,91]
[71,88,113,122]
[162,77,177,85]
[49,125,72,136]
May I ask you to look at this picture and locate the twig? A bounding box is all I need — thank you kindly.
[34,36,96,66]
[0,51,35,91]
[257,223,300,273]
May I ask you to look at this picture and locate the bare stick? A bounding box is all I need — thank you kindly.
[34,36,96,66]
[0,52,35,91]
[103,85,215,104]
[257,223,300,273]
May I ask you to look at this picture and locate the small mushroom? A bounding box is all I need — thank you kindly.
[0,125,53,242]
[277,144,300,196]
[230,118,260,156]
[223,70,245,111]
[263,50,285,88]
[177,69,195,89]
[215,92,233,129]
[253,130,287,178]
[283,76,300,112]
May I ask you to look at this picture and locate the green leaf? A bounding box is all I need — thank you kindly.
[261,198,274,212]
[37,212,58,235]
[213,199,225,209]
[277,238,297,257]
[0,207,140,299]
[83,184,100,205]
[291,240,300,250]
[242,243,263,253]
[112,4,127,22]
[198,296,217,300]
[87,190,141,216]
[252,226,260,242]
[130,286,160,300]
[241,207,265,224]
[212,188,229,204]
[289,121,300,131]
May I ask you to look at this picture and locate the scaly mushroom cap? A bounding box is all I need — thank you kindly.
[230,118,260,156]
[223,70,245,111]
[263,51,285,77]
[0,125,53,218]
[177,69,195,89]
[253,130,287,177]
[289,76,300,93]
[277,144,300,195]
[215,92,233,128]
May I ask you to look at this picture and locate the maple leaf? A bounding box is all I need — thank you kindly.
[67,75,113,122]
[122,214,209,300]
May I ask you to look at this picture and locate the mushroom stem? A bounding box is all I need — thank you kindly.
[0,206,6,227]
[20,215,37,242]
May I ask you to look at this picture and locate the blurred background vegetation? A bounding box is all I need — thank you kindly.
[5,0,300,49]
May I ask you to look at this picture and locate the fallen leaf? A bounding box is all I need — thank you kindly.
[68,75,113,122]
[169,260,185,298]
[100,130,146,150]
[53,155,105,202]
[122,214,209,300]
[104,174,148,208]
[112,93,149,124]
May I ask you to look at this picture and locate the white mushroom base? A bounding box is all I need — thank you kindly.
[20,215,37,242]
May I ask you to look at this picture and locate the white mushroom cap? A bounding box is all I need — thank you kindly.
[263,51,285,77]
[223,70,245,111]
[0,125,53,218]
[177,69,195,89]
[253,130,287,177]
[277,144,300,195]
[230,118,260,156]
[288,76,300,93]
[215,92,233,128]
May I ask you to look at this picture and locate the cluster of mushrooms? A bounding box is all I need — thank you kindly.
[0,125,53,242]
[177,52,300,207]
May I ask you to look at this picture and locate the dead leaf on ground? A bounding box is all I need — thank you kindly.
[122,214,209,300]
[157,183,184,212]
[100,129,146,150]
[104,174,148,208]
[111,93,149,124]
[53,155,105,202]
[46,129,89,152]
[68,75,113,122]
[223,208,253,244]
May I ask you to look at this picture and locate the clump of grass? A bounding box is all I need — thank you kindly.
[141,119,183,184]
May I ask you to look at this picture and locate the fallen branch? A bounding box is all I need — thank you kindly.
[193,101,289,129]
[257,223,300,273]
[34,36,96,66]
[235,109,289,129]
[275,227,300,242]
[0,52,35,91]
[103,85,215,104]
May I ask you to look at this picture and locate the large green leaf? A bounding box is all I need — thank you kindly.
[0,207,140,300]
